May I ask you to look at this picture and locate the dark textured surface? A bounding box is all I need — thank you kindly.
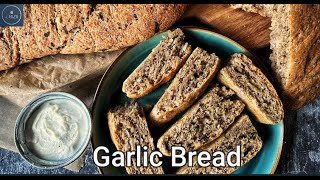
[0,145,99,174]
[275,97,320,174]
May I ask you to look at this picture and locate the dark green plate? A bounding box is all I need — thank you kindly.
[92,27,283,175]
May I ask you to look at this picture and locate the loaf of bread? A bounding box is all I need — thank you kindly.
[176,114,263,174]
[231,4,320,109]
[217,53,284,124]
[0,4,187,71]
[149,47,221,126]
[157,84,245,156]
[108,103,164,174]
[122,28,192,98]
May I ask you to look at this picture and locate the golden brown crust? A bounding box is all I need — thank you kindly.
[287,5,320,88]
[0,4,188,71]
[284,81,320,110]
[107,111,123,151]
[284,4,320,109]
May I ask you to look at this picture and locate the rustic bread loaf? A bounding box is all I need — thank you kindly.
[122,28,192,98]
[157,84,245,156]
[176,114,263,174]
[108,103,164,174]
[231,4,320,109]
[149,47,221,126]
[0,4,188,71]
[217,53,284,124]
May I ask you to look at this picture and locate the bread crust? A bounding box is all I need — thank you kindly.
[0,4,188,71]
[107,111,122,151]
[284,4,320,109]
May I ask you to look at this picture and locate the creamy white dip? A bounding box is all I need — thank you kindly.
[25,99,89,161]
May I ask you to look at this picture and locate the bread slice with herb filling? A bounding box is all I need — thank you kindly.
[149,47,221,126]
[122,28,192,98]
[108,103,164,174]
[217,53,284,124]
[176,114,263,174]
[157,84,245,156]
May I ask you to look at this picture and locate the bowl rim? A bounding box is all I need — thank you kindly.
[14,91,92,169]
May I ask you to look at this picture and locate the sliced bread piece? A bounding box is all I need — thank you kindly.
[108,103,164,174]
[217,53,284,124]
[122,28,192,98]
[176,114,263,174]
[149,47,221,126]
[157,84,245,156]
[231,4,320,109]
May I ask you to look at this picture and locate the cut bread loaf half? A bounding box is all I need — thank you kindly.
[217,53,284,124]
[231,4,320,109]
[157,84,245,156]
[107,103,164,174]
[176,114,263,174]
[149,47,221,126]
[122,28,192,98]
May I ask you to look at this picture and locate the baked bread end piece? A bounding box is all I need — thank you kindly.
[108,103,164,174]
[218,53,284,124]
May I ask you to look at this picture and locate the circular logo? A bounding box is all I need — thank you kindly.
[2,5,22,25]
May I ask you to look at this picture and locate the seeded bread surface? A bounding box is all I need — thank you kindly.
[0,4,188,71]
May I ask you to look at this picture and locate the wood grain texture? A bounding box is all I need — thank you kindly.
[182,4,271,50]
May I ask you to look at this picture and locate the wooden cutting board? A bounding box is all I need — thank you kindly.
[181,4,271,50]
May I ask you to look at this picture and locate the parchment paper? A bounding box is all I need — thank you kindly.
[0,49,125,172]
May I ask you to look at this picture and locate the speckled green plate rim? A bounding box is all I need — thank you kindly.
[91,27,284,175]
